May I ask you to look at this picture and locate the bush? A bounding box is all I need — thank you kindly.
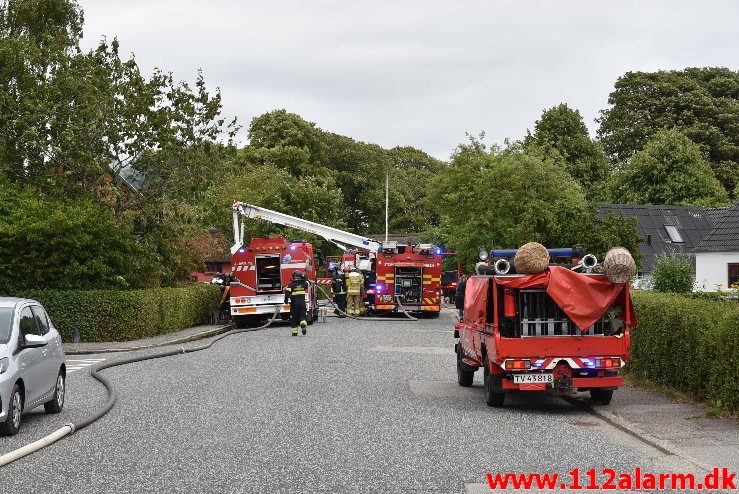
[19,284,220,343]
[630,291,739,411]
[652,253,694,293]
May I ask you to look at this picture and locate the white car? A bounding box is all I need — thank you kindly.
[0,298,66,436]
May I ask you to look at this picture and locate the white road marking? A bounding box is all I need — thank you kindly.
[66,358,106,373]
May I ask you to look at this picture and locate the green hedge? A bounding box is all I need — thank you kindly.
[19,284,220,343]
[630,291,739,411]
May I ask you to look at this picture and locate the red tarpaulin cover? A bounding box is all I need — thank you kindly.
[463,277,489,324]
[495,266,637,330]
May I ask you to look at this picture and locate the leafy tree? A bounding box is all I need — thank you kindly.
[607,129,729,207]
[428,136,640,269]
[198,164,348,256]
[525,104,609,198]
[244,110,443,235]
[0,178,157,292]
[652,253,694,293]
[597,68,739,194]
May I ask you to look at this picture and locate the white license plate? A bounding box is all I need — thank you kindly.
[513,373,553,384]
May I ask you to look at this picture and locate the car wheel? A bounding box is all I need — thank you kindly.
[483,361,505,408]
[456,345,474,387]
[44,370,65,414]
[0,384,23,436]
[590,388,613,405]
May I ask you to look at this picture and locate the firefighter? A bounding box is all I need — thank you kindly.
[346,268,365,316]
[285,270,310,336]
[455,274,468,320]
[332,269,347,316]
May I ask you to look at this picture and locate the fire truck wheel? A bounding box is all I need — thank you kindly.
[483,362,505,407]
[456,346,474,387]
[589,388,613,405]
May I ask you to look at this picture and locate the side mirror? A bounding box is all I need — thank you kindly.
[22,334,47,349]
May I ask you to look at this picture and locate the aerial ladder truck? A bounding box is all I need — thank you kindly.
[230,202,445,317]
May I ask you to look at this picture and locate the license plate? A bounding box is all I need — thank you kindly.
[513,373,553,384]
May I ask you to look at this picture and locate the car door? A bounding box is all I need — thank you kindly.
[31,305,59,397]
[15,305,45,406]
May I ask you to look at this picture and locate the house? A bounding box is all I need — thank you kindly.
[597,203,719,287]
[188,230,233,283]
[693,201,739,291]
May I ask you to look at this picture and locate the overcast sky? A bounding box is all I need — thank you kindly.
[80,0,739,161]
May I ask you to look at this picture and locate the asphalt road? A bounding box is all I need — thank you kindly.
[1,309,708,493]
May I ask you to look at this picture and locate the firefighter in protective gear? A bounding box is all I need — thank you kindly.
[346,268,365,316]
[285,270,309,336]
[332,269,347,316]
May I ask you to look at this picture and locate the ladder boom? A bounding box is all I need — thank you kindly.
[231,202,382,254]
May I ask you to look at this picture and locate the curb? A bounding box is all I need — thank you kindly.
[564,397,714,473]
[64,323,235,355]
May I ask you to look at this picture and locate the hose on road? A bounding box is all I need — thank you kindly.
[312,282,418,321]
[0,308,282,468]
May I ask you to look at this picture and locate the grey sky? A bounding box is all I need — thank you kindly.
[80,0,739,161]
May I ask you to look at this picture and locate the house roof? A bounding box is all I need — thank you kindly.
[597,203,718,272]
[694,201,739,253]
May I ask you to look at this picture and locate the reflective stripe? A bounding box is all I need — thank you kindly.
[292,290,306,295]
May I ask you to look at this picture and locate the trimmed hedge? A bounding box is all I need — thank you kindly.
[20,284,220,343]
[630,291,739,411]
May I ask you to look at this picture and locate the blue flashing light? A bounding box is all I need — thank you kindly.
[376,283,383,292]
[583,358,595,368]
[290,245,297,251]
[436,248,442,255]
[238,248,245,254]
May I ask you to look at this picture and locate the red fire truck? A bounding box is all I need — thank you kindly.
[455,248,635,407]
[229,206,321,327]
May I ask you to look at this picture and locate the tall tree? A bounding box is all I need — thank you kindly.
[429,136,640,269]
[597,68,739,196]
[525,103,609,198]
[607,129,729,207]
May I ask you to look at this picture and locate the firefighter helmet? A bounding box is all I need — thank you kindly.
[292,270,304,280]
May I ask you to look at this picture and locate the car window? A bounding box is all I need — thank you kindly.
[0,308,12,344]
[19,307,39,341]
[31,306,50,335]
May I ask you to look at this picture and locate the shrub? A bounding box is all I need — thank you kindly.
[19,284,220,342]
[651,253,694,293]
[630,291,739,411]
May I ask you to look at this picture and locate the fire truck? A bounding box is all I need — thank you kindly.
[455,248,635,407]
[230,203,444,316]
[229,211,320,327]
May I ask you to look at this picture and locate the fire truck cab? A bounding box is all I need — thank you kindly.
[229,237,318,327]
[455,249,635,407]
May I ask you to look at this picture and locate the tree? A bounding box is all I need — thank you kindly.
[198,164,348,256]
[525,104,609,198]
[428,136,641,269]
[0,178,157,292]
[243,109,326,178]
[652,253,694,293]
[607,129,729,207]
[597,68,739,195]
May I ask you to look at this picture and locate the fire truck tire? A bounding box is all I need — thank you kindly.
[428,311,440,319]
[589,388,613,405]
[234,315,250,329]
[483,362,505,407]
[456,346,474,387]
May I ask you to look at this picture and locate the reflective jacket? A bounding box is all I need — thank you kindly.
[346,272,364,295]
[285,279,309,304]
[332,275,347,295]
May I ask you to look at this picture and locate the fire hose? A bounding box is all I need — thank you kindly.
[0,308,281,468]
[311,281,418,321]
